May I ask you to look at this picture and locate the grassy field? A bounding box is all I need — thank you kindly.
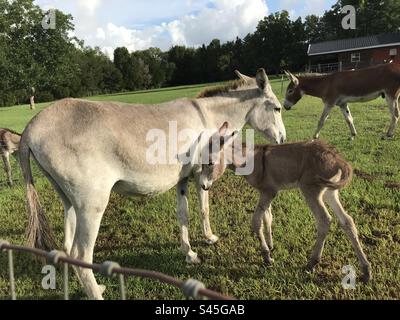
[0,78,399,300]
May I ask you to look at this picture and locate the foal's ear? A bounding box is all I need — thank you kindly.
[256,68,269,91]
[235,70,253,84]
[218,122,229,136]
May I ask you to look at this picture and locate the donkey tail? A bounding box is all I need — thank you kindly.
[19,139,56,250]
[318,161,353,190]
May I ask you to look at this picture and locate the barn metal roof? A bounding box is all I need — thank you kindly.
[308,33,400,56]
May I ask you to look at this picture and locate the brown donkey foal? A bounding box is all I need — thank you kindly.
[0,128,21,187]
[284,63,400,140]
[200,123,371,282]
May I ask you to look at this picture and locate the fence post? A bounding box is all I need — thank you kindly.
[182,279,206,300]
[63,263,69,300]
[100,261,126,300]
[47,250,69,300]
[0,240,16,300]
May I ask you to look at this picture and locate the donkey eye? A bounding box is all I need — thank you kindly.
[274,108,281,113]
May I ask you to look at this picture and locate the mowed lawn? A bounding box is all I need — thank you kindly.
[0,78,399,300]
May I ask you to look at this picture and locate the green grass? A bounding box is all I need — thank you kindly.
[0,78,399,300]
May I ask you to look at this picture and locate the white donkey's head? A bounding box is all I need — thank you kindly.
[236,68,286,144]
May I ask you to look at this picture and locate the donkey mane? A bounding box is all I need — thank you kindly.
[298,73,328,79]
[197,79,250,98]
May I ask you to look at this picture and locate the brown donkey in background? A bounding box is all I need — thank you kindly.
[284,63,400,140]
[0,128,21,187]
[200,123,371,282]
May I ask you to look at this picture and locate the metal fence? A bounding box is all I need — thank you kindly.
[0,240,235,301]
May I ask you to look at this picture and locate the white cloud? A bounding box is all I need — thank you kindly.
[302,0,329,17]
[34,0,269,58]
[77,0,101,16]
[163,0,268,46]
[99,0,268,56]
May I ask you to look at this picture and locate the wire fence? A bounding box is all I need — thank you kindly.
[0,240,235,301]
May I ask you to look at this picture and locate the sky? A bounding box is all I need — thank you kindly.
[34,0,336,58]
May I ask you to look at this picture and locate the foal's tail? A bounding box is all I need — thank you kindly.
[318,160,353,190]
[19,138,56,251]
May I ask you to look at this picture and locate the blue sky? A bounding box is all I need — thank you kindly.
[34,0,337,57]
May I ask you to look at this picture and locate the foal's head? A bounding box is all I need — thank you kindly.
[283,70,303,110]
[199,123,237,191]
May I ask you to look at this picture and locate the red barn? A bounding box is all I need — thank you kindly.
[307,33,400,73]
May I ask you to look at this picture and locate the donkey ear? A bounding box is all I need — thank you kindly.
[256,68,269,91]
[218,122,229,136]
[285,70,299,86]
[235,70,253,84]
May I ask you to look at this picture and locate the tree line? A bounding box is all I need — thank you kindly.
[1,0,399,107]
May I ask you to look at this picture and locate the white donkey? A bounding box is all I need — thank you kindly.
[19,68,286,299]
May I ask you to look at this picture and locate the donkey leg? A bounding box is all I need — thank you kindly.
[63,199,76,256]
[1,151,13,187]
[37,167,77,256]
[70,198,108,300]
[253,194,274,265]
[177,178,200,264]
[340,104,357,139]
[386,94,399,138]
[195,182,218,245]
[263,205,274,251]
[303,188,332,271]
[314,104,333,139]
[324,190,371,282]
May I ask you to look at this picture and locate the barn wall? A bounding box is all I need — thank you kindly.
[339,50,373,69]
[372,46,400,64]
[310,45,400,72]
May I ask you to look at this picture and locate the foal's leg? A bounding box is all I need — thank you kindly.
[1,151,13,187]
[195,182,219,245]
[253,193,275,265]
[177,178,200,264]
[302,187,332,271]
[314,103,333,139]
[263,204,274,251]
[386,93,400,138]
[324,190,371,282]
[340,103,357,140]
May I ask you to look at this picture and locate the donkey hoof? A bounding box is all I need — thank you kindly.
[263,256,274,266]
[205,235,219,245]
[360,265,372,283]
[349,136,356,141]
[98,284,106,295]
[383,135,394,140]
[186,253,201,264]
[7,182,13,188]
[306,260,319,272]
